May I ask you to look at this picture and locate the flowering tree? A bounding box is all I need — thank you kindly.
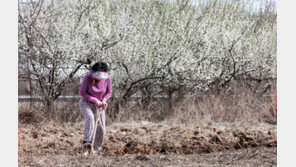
[18,0,277,117]
[18,0,122,117]
[94,0,276,105]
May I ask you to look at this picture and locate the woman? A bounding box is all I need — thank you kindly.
[79,61,112,155]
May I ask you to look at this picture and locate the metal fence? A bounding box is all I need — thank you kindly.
[18,95,81,102]
[18,94,275,102]
[18,95,168,102]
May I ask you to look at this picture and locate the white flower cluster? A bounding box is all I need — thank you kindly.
[19,0,276,98]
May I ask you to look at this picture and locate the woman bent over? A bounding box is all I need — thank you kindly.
[79,62,112,155]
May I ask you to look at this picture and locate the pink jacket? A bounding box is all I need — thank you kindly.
[80,73,112,104]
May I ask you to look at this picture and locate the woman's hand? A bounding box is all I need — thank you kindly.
[102,98,108,110]
[95,100,103,108]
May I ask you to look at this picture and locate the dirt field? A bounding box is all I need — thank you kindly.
[18,114,277,166]
[18,124,276,166]
[19,147,276,167]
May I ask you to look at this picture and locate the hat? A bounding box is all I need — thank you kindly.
[90,71,108,80]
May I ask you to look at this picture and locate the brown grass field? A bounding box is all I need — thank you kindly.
[18,110,277,167]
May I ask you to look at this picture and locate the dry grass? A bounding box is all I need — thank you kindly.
[18,120,276,166]
[18,87,277,126]
[18,86,277,166]
[169,88,277,126]
[19,121,276,155]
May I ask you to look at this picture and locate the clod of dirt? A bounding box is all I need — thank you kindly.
[32,131,38,139]
[135,155,150,161]
[19,111,45,124]
[210,135,221,144]
[43,142,56,149]
[120,127,132,132]
[160,155,171,161]
[193,131,199,135]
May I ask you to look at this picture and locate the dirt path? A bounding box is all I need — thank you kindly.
[19,147,276,167]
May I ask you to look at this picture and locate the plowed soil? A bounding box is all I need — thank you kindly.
[18,120,277,166]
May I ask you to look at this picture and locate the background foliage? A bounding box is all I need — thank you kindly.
[18,0,277,124]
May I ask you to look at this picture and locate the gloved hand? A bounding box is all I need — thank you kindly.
[102,98,108,110]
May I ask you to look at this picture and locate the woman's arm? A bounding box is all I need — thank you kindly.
[103,76,112,101]
[80,73,101,104]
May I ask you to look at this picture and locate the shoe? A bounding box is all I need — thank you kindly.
[97,147,104,155]
[83,140,91,146]
[97,150,104,155]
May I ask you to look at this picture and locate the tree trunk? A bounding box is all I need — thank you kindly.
[44,99,56,120]
[168,91,174,114]
[28,77,34,107]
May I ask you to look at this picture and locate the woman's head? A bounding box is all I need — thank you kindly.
[90,62,109,80]
[91,62,109,72]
